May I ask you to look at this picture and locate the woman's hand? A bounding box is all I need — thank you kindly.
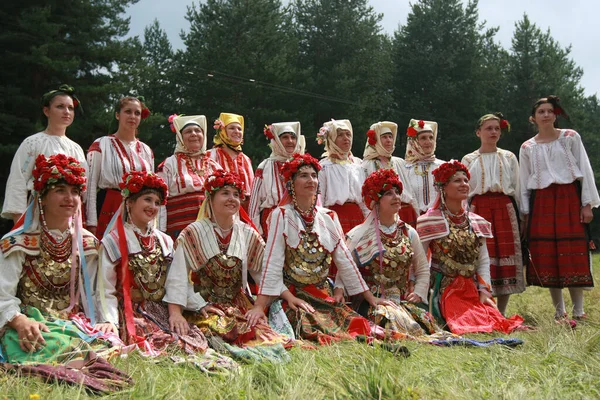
[286,296,315,313]
[405,292,422,303]
[333,288,346,304]
[200,304,225,319]
[94,322,118,335]
[479,291,496,308]
[10,315,49,352]
[363,291,397,308]
[245,306,267,328]
[581,204,594,224]
[169,313,189,336]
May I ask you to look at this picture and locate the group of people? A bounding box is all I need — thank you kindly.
[0,85,597,390]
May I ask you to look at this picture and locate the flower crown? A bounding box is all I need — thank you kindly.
[204,170,246,199]
[263,124,275,141]
[119,171,168,204]
[366,129,377,146]
[432,160,470,186]
[406,120,425,138]
[280,153,322,183]
[32,154,87,193]
[362,169,403,210]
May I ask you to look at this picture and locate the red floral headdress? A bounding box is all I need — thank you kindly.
[137,96,151,120]
[32,154,87,193]
[366,129,377,146]
[406,119,426,137]
[280,153,322,183]
[204,170,246,200]
[168,113,179,133]
[432,160,470,187]
[119,171,168,204]
[263,124,275,140]
[362,169,403,210]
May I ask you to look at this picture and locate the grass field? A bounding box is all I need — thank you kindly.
[2,255,599,399]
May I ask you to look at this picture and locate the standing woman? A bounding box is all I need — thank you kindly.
[362,121,419,226]
[461,113,525,316]
[165,170,289,349]
[346,169,435,337]
[417,160,523,334]
[94,171,208,355]
[157,114,222,240]
[403,119,445,215]
[249,122,305,237]
[207,113,254,212]
[3,85,86,224]
[86,96,154,239]
[317,119,368,233]
[519,96,598,321]
[246,154,393,344]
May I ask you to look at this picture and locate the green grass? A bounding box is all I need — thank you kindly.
[3,255,600,399]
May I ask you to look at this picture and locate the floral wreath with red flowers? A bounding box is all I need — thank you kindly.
[32,154,87,193]
[119,171,168,204]
[263,124,275,141]
[362,169,403,210]
[406,120,425,138]
[203,170,246,200]
[280,153,322,183]
[168,113,179,133]
[366,129,377,146]
[432,160,470,187]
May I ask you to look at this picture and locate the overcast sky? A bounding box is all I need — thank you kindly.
[125,0,599,97]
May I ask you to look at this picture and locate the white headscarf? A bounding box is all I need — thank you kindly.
[172,115,208,157]
[363,121,398,160]
[268,121,306,161]
[405,119,438,164]
[319,119,353,160]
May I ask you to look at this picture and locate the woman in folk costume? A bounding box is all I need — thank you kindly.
[519,96,598,323]
[0,154,131,392]
[417,160,524,334]
[461,113,525,316]
[3,85,87,224]
[86,96,154,239]
[403,119,445,215]
[246,153,394,345]
[344,169,438,338]
[166,170,290,351]
[249,122,306,237]
[207,112,254,212]
[94,171,208,355]
[157,114,222,240]
[361,121,419,226]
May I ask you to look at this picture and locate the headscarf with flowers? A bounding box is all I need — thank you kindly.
[363,121,398,161]
[264,121,306,161]
[42,84,84,115]
[476,112,511,134]
[169,114,208,157]
[212,112,245,152]
[361,169,403,210]
[432,160,470,187]
[317,119,353,161]
[119,171,168,204]
[405,119,439,164]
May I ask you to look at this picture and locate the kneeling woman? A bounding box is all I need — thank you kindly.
[346,169,436,337]
[417,161,523,334]
[95,172,207,355]
[0,154,130,391]
[247,154,393,344]
[166,170,288,347]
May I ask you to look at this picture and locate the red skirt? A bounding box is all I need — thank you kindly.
[166,192,205,240]
[259,206,277,239]
[399,202,417,227]
[96,189,122,240]
[471,192,525,296]
[328,202,364,234]
[527,183,593,288]
[441,275,523,334]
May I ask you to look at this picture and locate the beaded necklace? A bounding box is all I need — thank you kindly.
[38,196,73,262]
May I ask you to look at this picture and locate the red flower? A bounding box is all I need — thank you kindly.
[263,124,275,141]
[280,153,322,183]
[32,154,87,193]
[407,127,418,137]
[73,99,79,108]
[553,106,562,116]
[432,160,470,186]
[119,171,168,204]
[362,169,403,210]
[141,107,151,120]
[418,120,425,129]
[204,170,246,200]
[366,129,377,146]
